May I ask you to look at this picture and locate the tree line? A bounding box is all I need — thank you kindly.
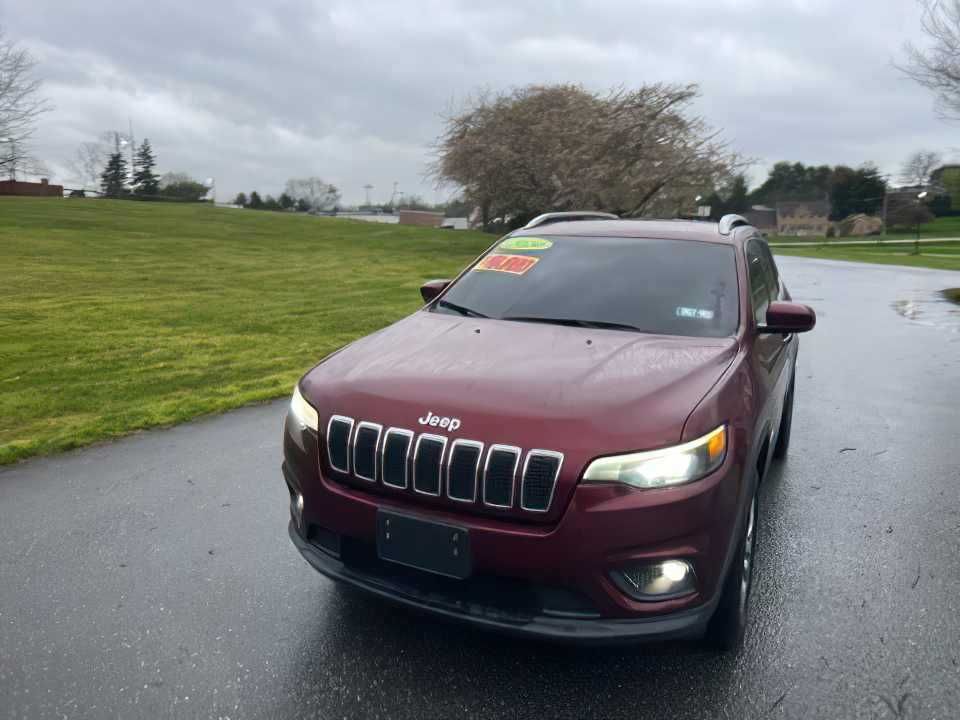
[73,132,210,201]
[704,150,950,230]
[430,83,955,233]
[233,177,340,213]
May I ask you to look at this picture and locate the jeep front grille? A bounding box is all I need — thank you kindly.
[325,415,563,514]
[413,434,446,496]
[352,422,381,482]
[521,451,564,512]
[381,429,412,489]
[326,415,354,474]
[447,440,483,502]
[483,445,520,508]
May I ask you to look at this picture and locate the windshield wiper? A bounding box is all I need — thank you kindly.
[436,299,488,318]
[501,316,643,332]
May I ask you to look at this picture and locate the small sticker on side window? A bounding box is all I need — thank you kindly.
[474,253,539,276]
[676,306,715,320]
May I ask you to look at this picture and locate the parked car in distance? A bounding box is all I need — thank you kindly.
[283,213,815,649]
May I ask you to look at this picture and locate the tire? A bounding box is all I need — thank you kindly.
[772,372,795,461]
[705,491,758,652]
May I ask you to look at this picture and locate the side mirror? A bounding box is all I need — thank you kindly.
[420,279,451,303]
[760,301,816,334]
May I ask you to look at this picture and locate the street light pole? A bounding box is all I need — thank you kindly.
[915,191,928,255]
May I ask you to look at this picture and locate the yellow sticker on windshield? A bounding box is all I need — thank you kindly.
[475,253,539,275]
[497,237,553,251]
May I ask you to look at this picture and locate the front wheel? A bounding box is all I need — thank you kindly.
[705,492,757,652]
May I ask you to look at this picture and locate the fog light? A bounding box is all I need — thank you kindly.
[613,559,696,601]
[292,492,305,529]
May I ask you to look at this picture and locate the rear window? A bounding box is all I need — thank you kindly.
[433,235,739,338]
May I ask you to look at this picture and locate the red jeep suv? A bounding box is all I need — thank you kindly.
[283,213,815,649]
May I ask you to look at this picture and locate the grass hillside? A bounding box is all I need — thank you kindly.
[0,199,492,464]
[774,240,960,271]
[768,215,960,244]
[3,198,957,465]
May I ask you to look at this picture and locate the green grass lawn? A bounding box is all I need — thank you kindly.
[773,241,960,271]
[768,215,960,244]
[3,198,957,465]
[0,198,493,464]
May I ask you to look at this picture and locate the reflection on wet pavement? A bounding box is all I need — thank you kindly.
[891,289,960,331]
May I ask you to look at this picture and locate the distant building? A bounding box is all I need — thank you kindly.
[776,200,830,236]
[931,165,960,211]
[398,209,444,228]
[0,178,63,198]
[744,206,777,235]
[440,217,469,230]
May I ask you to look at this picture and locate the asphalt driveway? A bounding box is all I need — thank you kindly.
[2,256,959,719]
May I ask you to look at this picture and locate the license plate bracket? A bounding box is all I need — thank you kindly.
[376,510,471,579]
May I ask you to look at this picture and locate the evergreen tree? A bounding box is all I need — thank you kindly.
[723,174,750,213]
[248,191,263,209]
[233,192,248,207]
[279,192,295,210]
[100,152,129,198]
[132,139,159,198]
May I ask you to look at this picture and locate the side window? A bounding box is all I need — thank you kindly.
[746,240,773,325]
[759,242,781,299]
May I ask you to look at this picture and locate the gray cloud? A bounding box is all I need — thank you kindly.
[4,0,956,204]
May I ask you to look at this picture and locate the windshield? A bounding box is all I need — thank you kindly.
[432,235,739,338]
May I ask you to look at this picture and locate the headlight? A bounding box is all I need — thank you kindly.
[582,425,727,489]
[290,384,319,431]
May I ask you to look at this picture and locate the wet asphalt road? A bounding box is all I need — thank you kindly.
[2,256,960,719]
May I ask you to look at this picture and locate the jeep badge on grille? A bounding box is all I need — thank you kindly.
[418,411,461,432]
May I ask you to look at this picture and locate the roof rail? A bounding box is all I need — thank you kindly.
[718,214,751,235]
[523,211,619,230]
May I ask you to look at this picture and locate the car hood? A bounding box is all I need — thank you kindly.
[302,311,737,459]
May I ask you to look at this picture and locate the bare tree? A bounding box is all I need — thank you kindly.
[284,177,341,211]
[900,149,943,186]
[900,1,960,120]
[0,27,51,179]
[71,141,108,189]
[429,84,743,229]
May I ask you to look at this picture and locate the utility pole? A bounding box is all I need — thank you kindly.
[363,184,373,208]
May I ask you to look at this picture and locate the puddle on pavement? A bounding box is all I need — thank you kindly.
[891,289,960,332]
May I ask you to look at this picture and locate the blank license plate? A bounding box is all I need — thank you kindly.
[376,510,471,579]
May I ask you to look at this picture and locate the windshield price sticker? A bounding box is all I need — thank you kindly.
[676,306,715,320]
[497,237,553,251]
[475,253,540,275]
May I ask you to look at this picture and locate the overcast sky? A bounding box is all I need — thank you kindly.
[3,0,955,205]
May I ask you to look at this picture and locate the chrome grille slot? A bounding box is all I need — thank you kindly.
[413,434,447,496]
[352,422,381,482]
[326,415,354,474]
[447,440,483,502]
[521,451,563,512]
[381,428,413,489]
[483,445,520,508]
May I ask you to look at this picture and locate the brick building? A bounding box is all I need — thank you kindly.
[398,209,444,228]
[0,178,64,197]
[776,200,830,236]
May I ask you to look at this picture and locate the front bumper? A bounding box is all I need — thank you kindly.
[283,412,748,643]
[288,518,717,643]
